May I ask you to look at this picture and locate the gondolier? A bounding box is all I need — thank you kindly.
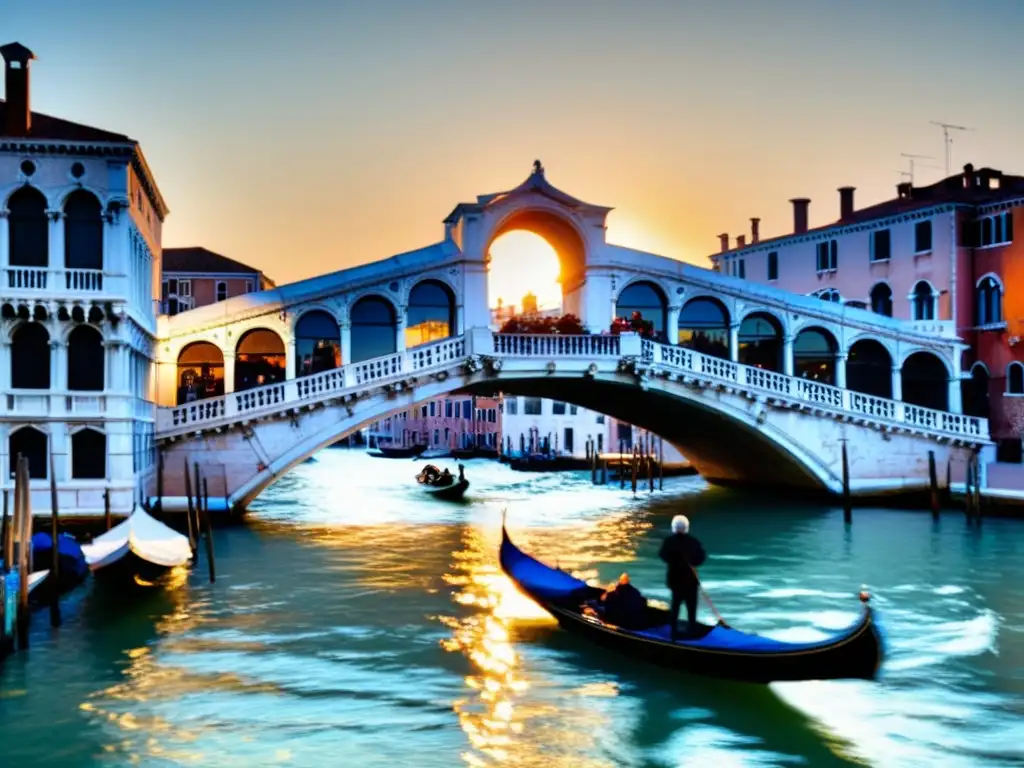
[658,515,706,640]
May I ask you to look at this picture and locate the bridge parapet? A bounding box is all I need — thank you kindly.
[155,330,988,446]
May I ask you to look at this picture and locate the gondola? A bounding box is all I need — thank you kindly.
[415,463,470,501]
[80,505,193,588]
[369,444,428,459]
[498,522,884,684]
[27,532,88,603]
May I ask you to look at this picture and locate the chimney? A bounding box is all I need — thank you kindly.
[789,198,810,234]
[750,218,760,244]
[838,186,855,220]
[962,163,975,188]
[736,234,746,248]
[718,233,729,253]
[896,182,912,199]
[1,42,35,137]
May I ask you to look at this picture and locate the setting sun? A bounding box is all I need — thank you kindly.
[488,230,562,311]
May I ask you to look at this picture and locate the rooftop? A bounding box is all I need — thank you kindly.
[163,247,267,276]
[0,98,133,144]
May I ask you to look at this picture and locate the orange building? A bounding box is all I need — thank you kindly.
[161,247,275,315]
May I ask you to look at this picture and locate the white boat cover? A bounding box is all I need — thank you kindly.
[80,506,193,569]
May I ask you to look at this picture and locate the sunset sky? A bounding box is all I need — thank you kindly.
[7,1,1024,300]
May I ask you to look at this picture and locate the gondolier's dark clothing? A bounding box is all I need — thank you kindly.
[658,532,707,639]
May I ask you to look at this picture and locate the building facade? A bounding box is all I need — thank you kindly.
[370,395,501,452]
[710,164,1022,453]
[0,42,168,514]
[161,246,275,316]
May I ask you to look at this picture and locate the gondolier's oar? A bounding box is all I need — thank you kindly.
[691,564,730,629]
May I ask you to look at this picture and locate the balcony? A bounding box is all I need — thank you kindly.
[3,266,104,294]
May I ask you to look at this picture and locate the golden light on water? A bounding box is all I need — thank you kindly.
[488,231,562,312]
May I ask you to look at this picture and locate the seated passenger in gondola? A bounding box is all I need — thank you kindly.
[438,468,454,486]
[598,573,648,629]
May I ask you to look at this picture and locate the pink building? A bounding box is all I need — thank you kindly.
[372,395,501,452]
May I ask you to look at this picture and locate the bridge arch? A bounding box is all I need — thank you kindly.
[350,294,398,363]
[737,311,784,372]
[677,295,730,359]
[487,205,589,296]
[176,341,225,404]
[406,278,456,346]
[846,337,893,398]
[792,326,839,384]
[615,279,669,337]
[294,309,341,378]
[235,328,286,392]
[900,350,950,411]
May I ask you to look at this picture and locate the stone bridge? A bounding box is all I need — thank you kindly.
[151,163,989,510]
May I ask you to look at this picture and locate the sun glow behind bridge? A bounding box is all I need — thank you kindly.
[488,231,562,312]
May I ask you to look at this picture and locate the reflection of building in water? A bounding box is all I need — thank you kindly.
[367,394,501,451]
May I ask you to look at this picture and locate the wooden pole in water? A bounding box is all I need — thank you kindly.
[590,444,598,484]
[945,458,952,505]
[647,451,654,492]
[841,440,852,523]
[658,437,664,491]
[202,477,216,583]
[103,488,111,531]
[973,452,983,519]
[1,489,9,573]
[964,458,974,520]
[183,457,196,553]
[16,456,30,650]
[928,450,940,521]
[602,457,608,484]
[156,450,165,514]
[48,450,61,628]
[631,446,638,496]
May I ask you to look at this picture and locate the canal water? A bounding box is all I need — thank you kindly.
[1,449,1022,767]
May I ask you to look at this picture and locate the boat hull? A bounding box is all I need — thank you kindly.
[28,533,89,603]
[90,549,182,589]
[421,478,470,501]
[370,445,427,459]
[499,526,883,684]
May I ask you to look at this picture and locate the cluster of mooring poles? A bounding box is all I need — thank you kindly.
[838,441,985,525]
[151,453,217,584]
[585,436,665,496]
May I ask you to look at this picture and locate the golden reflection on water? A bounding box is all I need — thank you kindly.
[439,514,648,768]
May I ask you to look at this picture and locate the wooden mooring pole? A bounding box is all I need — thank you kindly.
[631,446,638,497]
[841,440,852,523]
[964,458,975,521]
[202,477,216,583]
[658,437,664,491]
[927,450,940,521]
[1,489,9,573]
[156,450,165,515]
[183,458,197,553]
[103,488,112,531]
[16,455,30,650]
[48,451,61,628]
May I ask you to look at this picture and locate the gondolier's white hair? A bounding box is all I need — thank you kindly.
[671,515,690,534]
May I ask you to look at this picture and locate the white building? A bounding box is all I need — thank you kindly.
[0,42,167,515]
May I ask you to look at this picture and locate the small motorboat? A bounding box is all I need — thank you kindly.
[80,505,193,588]
[369,444,428,459]
[415,463,470,501]
[499,521,884,684]
[28,532,89,603]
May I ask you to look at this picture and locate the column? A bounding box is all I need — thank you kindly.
[223,352,236,393]
[50,338,66,391]
[0,210,8,269]
[948,377,963,414]
[396,306,408,353]
[834,353,847,389]
[48,212,64,286]
[728,322,740,362]
[0,337,10,392]
[285,338,297,380]
[102,340,126,392]
[340,322,352,365]
[456,304,465,335]
[782,335,794,377]
[665,305,680,346]
[891,365,903,402]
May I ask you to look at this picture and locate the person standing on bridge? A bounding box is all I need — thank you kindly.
[658,515,706,640]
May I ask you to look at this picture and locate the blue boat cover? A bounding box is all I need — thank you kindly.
[502,528,864,654]
[30,533,89,579]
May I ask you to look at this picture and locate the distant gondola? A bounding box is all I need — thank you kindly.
[27,532,88,603]
[415,463,470,501]
[499,522,884,684]
[369,444,428,459]
[80,506,193,588]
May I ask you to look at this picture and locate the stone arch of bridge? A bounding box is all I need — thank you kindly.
[219,369,838,509]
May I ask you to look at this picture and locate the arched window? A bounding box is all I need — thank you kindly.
[1007,362,1024,395]
[976,276,1003,326]
[737,312,783,372]
[350,296,397,363]
[964,363,990,419]
[177,342,225,404]
[847,339,893,399]
[912,281,936,321]
[63,189,104,270]
[901,352,949,411]
[67,325,104,391]
[812,288,842,303]
[71,428,106,479]
[295,310,340,377]
[793,327,838,384]
[235,329,286,392]
[677,297,729,359]
[615,281,667,339]
[9,426,48,479]
[8,186,49,268]
[11,322,50,389]
[870,283,892,317]
[406,280,455,346]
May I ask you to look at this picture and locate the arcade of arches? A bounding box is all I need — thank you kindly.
[7,186,105,270]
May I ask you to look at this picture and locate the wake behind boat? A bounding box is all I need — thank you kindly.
[415,463,470,501]
[498,522,884,684]
[80,505,193,587]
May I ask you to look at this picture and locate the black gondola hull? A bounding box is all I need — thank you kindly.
[499,526,884,684]
[421,478,470,501]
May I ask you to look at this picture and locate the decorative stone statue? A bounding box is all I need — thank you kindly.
[533,159,543,175]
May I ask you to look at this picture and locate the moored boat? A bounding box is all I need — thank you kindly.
[498,521,884,684]
[27,532,88,603]
[415,463,470,501]
[369,444,428,459]
[80,506,193,588]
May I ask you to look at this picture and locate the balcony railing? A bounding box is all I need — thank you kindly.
[3,266,104,293]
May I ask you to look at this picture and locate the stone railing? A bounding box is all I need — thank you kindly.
[4,266,104,292]
[154,328,988,444]
[638,337,987,441]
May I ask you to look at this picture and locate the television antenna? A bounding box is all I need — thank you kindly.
[929,121,974,177]
[899,153,937,184]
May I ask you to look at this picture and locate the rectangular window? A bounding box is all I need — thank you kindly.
[245,279,255,293]
[595,414,605,424]
[445,401,452,418]
[552,401,567,415]
[816,240,838,272]
[977,211,1013,247]
[524,398,542,415]
[871,229,891,261]
[216,280,228,302]
[429,402,436,417]
[504,398,517,415]
[915,220,933,252]
[454,401,461,418]
[767,251,778,281]
[569,405,578,415]
[737,259,745,279]
[161,280,169,301]
[464,400,472,417]
[178,279,192,297]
